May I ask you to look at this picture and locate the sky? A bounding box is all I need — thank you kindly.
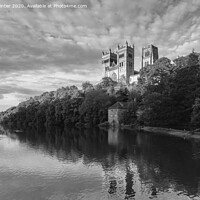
[0,0,200,111]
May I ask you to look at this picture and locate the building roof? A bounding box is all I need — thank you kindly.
[108,102,128,110]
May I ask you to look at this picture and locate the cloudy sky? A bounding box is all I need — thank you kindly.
[0,0,200,111]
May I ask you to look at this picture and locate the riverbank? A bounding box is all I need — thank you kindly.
[139,126,200,140]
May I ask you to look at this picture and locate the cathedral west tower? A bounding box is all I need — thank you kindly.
[102,41,135,84]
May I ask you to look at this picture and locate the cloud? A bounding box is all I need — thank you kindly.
[0,86,40,96]
[0,0,200,111]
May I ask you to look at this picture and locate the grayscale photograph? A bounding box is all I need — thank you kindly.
[0,0,200,199]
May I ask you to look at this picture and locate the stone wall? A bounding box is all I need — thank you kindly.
[108,109,127,127]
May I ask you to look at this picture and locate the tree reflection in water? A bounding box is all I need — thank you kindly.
[1,125,200,199]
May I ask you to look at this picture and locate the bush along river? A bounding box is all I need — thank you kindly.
[0,125,200,200]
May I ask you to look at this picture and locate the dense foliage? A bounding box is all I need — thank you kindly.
[138,52,200,129]
[1,77,139,129]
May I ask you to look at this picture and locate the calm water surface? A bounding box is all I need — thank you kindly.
[0,126,200,200]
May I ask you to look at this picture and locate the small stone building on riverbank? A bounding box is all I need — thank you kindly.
[108,102,128,127]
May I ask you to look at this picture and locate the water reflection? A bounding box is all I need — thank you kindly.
[0,125,200,200]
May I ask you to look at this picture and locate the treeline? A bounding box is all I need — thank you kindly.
[1,78,139,129]
[2,51,200,130]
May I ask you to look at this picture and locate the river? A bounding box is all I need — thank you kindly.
[0,126,200,200]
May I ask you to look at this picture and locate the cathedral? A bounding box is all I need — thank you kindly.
[102,42,159,84]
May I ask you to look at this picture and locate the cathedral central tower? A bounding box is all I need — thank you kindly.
[142,44,159,68]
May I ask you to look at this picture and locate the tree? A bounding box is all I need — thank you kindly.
[82,81,94,92]
[121,101,137,125]
[138,53,200,129]
[36,103,48,127]
[98,77,117,88]
[79,89,115,126]
[191,98,200,128]
[45,104,56,126]
[54,100,63,125]
[173,52,199,70]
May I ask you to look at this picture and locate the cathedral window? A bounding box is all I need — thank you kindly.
[128,53,132,58]
[120,62,124,67]
[145,50,150,57]
[103,59,109,64]
[110,58,116,64]
[145,61,149,66]
[119,53,124,58]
